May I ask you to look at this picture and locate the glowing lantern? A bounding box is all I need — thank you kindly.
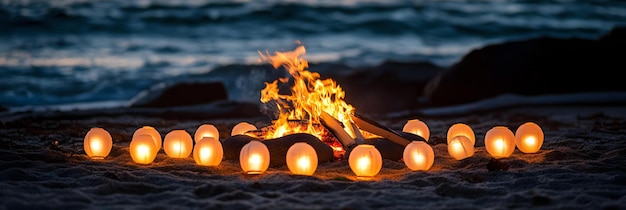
[193,137,223,166]
[83,127,113,159]
[194,124,219,143]
[402,119,430,141]
[515,122,544,153]
[349,144,383,179]
[447,136,474,160]
[132,126,162,151]
[163,130,193,158]
[231,122,257,136]
[402,141,434,171]
[130,134,158,164]
[447,123,475,145]
[485,126,516,158]
[239,140,270,174]
[286,142,318,176]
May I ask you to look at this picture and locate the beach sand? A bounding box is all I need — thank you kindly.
[1,104,625,209]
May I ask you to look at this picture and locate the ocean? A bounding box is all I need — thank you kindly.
[1,0,625,108]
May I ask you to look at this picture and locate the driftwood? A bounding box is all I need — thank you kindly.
[222,133,335,167]
[351,113,412,146]
[320,111,426,161]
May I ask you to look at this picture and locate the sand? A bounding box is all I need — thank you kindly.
[1,104,625,209]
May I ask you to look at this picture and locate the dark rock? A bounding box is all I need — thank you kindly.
[330,61,442,113]
[424,27,626,106]
[598,27,626,46]
[156,100,264,120]
[222,133,335,167]
[130,81,228,108]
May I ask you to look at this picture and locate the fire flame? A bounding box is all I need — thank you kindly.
[259,45,355,143]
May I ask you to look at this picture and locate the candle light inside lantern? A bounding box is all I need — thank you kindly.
[231,122,257,136]
[447,135,474,160]
[132,126,162,151]
[194,124,219,143]
[348,144,382,179]
[485,126,516,158]
[84,127,113,159]
[163,130,193,158]
[130,134,158,164]
[402,119,430,141]
[515,122,544,153]
[403,141,434,171]
[239,141,270,174]
[447,123,476,145]
[286,142,318,176]
[193,137,223,166]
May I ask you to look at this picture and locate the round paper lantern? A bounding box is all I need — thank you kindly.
[348,144,383,179]
[447,135,474,160]
[194,124,219,143]
[515,122,544,153]
[402,141,434,171]
[193,137,223,166]
[231,122,257,136]
[132,126,162,151]
[485,126,516,158]
[286,142,318,176]
[447,123,475,145]
[163,130,193,158]
[239,140,270,174]
[402,119,430,141]
[130,134,158,164]
[84,127,113,159]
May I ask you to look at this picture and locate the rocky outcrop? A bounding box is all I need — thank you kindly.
[331,61,442,113]
[130,81,228,108]
[424,27,626,106]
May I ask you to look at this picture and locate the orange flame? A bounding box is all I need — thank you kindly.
[259,45,355,143]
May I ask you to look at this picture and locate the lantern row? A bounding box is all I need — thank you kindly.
[84,121,543,179]
[403,120,544,160]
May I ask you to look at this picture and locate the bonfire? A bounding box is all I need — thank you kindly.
[249,45,413,158]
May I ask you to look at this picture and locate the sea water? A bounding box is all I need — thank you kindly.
[1,0,625,108]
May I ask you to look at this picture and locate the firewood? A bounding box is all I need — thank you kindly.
[319,111,356,148]
[351,113,411,146]
[349,121,365,144]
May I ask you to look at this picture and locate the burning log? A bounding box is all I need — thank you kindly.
[319,111,355,149]
[349,121,366,144]
[320,111,423,161]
